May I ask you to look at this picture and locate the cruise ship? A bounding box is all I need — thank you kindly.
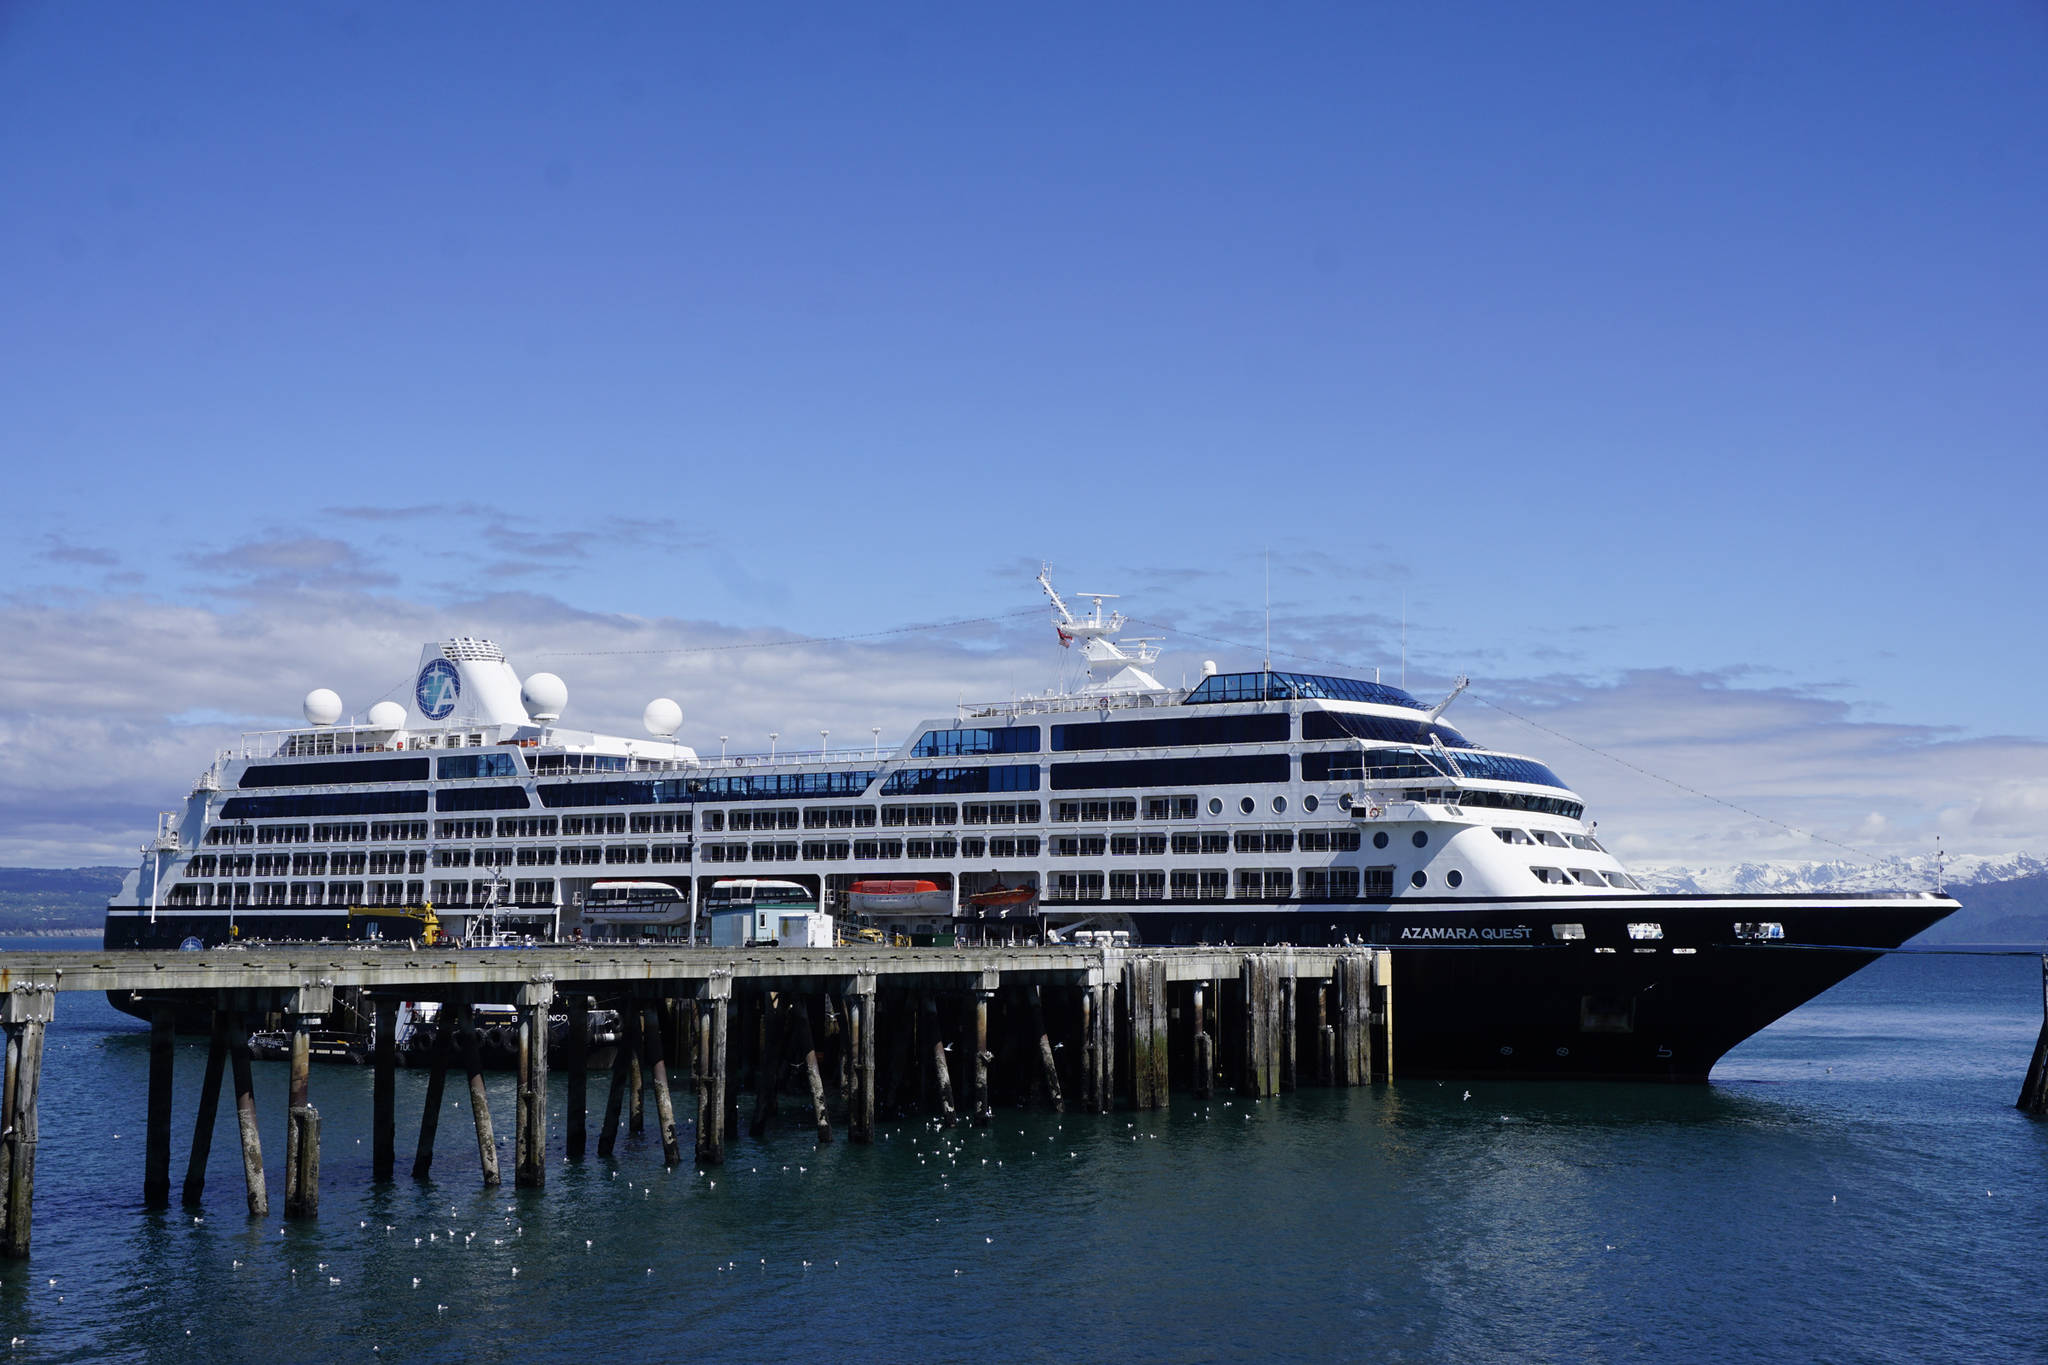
[104,572,1957,1080]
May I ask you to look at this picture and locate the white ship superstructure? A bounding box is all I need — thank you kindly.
[111,581,1650,947]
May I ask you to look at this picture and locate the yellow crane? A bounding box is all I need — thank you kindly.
[345,902,446,946]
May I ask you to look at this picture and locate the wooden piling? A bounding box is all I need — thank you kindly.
[228,1014,267,1216]
[516,986,552,1187]
[2017,955,2048,1114]
[643,1004,680,1168]
[284,1012,320,1217]
[1313,982,1336,1086]
[1279,974,1298,1092]
[847,981,876,1144]
[1241,956,1282,1100]
[1028,985,1062,1112]
[457,1022,500,1188]
[971,989,994,1126]
[183,1010,228,1205]
[412,1027,451,1179]
[0,991,53,1258]
[1192,981,1215,1100]
[1098,980,1117,1114]
[1333,953,1370,1086]
[370,1000,396,1181]
[1125,958,1168,1110]
[825,991,850,1111]
[566,997,589,1161]
[627,1023,646,1138]
[598,1004,635,1159]
[792,997,833,1144]
[695,988,728,1165]
[1078,986,1097,1114]
[144,1006,175,1208]
[924,994,958,1122]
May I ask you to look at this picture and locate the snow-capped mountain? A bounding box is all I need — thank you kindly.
[1631,852,2048,896]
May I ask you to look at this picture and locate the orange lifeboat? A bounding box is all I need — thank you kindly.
[847,879,951,915]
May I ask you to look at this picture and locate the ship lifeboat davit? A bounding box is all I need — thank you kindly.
[847,879,952,916]
[967,884,1039,918]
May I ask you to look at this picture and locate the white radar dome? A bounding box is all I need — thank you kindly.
[1201,659,1218,677]
[521,672,568,724]
[302,688,343,727]
[366,700,406,731]
[643,698,683,738]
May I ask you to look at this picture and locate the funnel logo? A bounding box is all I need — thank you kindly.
[416,659,461,720]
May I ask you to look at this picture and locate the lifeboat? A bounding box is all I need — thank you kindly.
[847,879,952,916]
[966,885,1038,917]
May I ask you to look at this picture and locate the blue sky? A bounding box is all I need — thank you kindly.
[3,3,2045,866]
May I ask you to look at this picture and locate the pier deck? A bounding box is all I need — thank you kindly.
[0,943,1392,1257]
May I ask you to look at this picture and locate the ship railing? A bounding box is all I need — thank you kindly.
[961,687,1192,720]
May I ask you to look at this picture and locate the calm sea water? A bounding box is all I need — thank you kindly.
[0,945,2044,1364]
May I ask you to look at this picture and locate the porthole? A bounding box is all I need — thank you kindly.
[1336,793,1352,811]
[1208,798,1223,816]
[1272,796,1288,814]
[1303,795,1319,813]
[1373,831,1389,849]
[1240,796,1255,815]
[1411,830,1428,849]
[1446,870,1463,889]
[1410,870,1428,888]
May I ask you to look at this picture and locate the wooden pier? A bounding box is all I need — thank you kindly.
[0,944,1391,1258]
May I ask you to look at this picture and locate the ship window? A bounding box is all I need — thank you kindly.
[1186,671,1425,710]
[436,753,521,781]
[1272,796,1288,814]
[1602,871,1639,890]
[239,757,430,788]
[1494,828,1532,845]
[1337,793,1353,811]
[1571,868,1604,886]
[1372,831,1389,849]
[1734,922,1785,941]
[1143,795,1201,821]
[1301,795,1318,813]
[1300,709,1470,746]
[1533,830,1570,848]
[1445,870,1463,888]
[1053,713,1287,751]
[1530,866,1569,885]
[1567,834,1605,852]
[1361,866,1395,898]
[1411,830,1428,848]
[1410,870,1427,888]
[1240,797,1255,815]
[1627,922,1664,941]
[1052,755,1290,792]
[1552,923,1585,940]
[1299,866,1360,899]
[1208,798,1223,815]
[911,725,1041,758]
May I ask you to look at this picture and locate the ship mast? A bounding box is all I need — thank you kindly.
[1037,565,1166,694]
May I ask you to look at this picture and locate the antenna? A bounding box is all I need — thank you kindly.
[1263,548,1271,672]
[1401,589,1407,690]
